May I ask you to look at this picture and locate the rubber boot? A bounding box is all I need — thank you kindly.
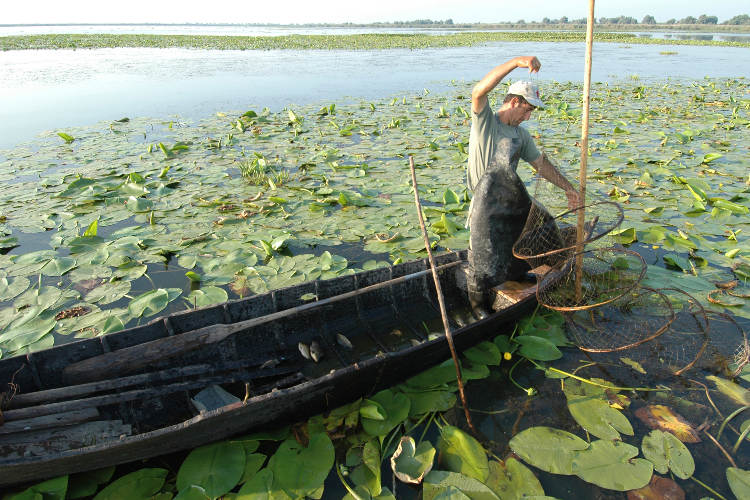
[468,287,491,321]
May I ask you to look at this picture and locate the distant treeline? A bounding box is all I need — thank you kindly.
[371,14,750,26]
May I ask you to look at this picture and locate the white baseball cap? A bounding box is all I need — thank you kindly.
[508,81,545,109]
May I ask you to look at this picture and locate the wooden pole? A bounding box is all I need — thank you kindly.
[409,156,476,433]
[576,0,596,301]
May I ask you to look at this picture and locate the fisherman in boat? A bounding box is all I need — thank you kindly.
[466,56,580,318]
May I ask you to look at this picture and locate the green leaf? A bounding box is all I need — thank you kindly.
[0,276,30,301]
[350,438,382,496]
[239,453,266,485]
[360,399,386,420]
[82,218,99,237]
[177,441,245,499]
[391,436,435,484]
[40,257,77,276]
[8,476,68,500]
[126,196,154,213]
[463,341,502,366]
[571,440,653,491]
[443,188,460,205]
[509,426,589,475]
[438,425,489,482]
[641,429,695,479]
[69,467,115,499]
[727,467,750,500]
[712,198,749,215]
[610,227,637,245]
[514,336,562,361]
[706,375,750,406]
[422,471,499,500]
[186,271,202,282]
[93,468,168,500]
[267,432,334,498]
[174,486,210,500]
[484,458,544,499]
[236,468,290,499]
[361,389,410,437]
[404,389,456,417]
[702,152,723,164]
[186,286,229,308]
[57,132,75,143]
[128,288,181,318]
[85,281,131,305]
[566,395,633,440]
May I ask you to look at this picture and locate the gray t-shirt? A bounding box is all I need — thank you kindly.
[467,100,541,191]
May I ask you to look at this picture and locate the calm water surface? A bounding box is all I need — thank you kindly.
[1,38,749,150]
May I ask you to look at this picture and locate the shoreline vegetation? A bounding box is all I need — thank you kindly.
[2,30,750,51]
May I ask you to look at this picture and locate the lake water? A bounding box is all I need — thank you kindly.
[1,27,749,150]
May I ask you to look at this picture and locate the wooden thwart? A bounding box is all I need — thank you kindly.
[491,280,538,311]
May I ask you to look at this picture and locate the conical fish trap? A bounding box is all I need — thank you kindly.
[536,247,647,312]
[513,201,624,271]
[565,287,675,352]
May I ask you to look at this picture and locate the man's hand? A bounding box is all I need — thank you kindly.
[515,56,541,73]
[566,189,582,210]
[471,56,542,114]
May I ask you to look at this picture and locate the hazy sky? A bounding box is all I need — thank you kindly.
[2,0,745,25]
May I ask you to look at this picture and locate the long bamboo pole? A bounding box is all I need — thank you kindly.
[575,0,596,301]
[409,156,476,433]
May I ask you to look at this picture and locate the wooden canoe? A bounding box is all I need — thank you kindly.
[0,250,536,487]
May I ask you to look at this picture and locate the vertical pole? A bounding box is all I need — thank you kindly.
[576,0,595,301]
[409,156,476,434]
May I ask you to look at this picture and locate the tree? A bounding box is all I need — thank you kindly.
[665,18,676,24]
[542,17,551,24]
[723,14,750,25]
[641,15,656,24]
[697,14,718,24]
[560,16,569,24]
[679,16,697,24]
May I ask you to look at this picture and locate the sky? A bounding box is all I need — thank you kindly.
[1,0,745,25]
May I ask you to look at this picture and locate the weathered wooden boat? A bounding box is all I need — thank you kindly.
[0,250,536,487]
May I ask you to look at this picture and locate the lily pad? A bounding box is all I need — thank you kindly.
[422,471,500,500]
[391,436,435,484]
[127,288,181,318]
[361,389,410,437]
[509,426,589,475]
[438,425,489,482]
[267,432,334,499]
[727,467,750,500]
[484,458,544,500]
[571,440,653,491]
[634,405,701,443]
[641,429,695,479]
[186,286,229,308]
[176,441,245,499]
[93,468,168,500]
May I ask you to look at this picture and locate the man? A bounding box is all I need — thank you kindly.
[466,56,580,318]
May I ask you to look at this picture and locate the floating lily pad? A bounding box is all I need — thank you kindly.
[391,436,435,484]
[641,429,695,479]
[571,440,653,491]
[509,426,589,475]
[438,425,489,482]
[176,441,245,499]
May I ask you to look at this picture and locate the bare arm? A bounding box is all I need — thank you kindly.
[471,56,541,114]
[530,153,581,209]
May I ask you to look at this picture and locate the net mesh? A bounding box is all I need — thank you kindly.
[509,177,747,376]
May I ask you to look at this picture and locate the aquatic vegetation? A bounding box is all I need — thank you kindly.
[0,78,749,360]
[1,31,749,51]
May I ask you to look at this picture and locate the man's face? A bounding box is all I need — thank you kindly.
[509,97,536,126]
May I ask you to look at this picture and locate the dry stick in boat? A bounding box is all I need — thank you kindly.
[408,155,477,434]
[10,358,295,409]
[62,261,462,385]
[3,370,304,422]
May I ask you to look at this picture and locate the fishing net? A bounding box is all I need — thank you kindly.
[513,200,624,272]
[509,176,747,375]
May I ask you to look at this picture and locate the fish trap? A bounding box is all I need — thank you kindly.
[565,287,675,352]
[535,247,647,312]
[513,201,624,271]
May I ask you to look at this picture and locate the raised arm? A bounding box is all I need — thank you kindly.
[471,56,541,114]
[530,153,581,209]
